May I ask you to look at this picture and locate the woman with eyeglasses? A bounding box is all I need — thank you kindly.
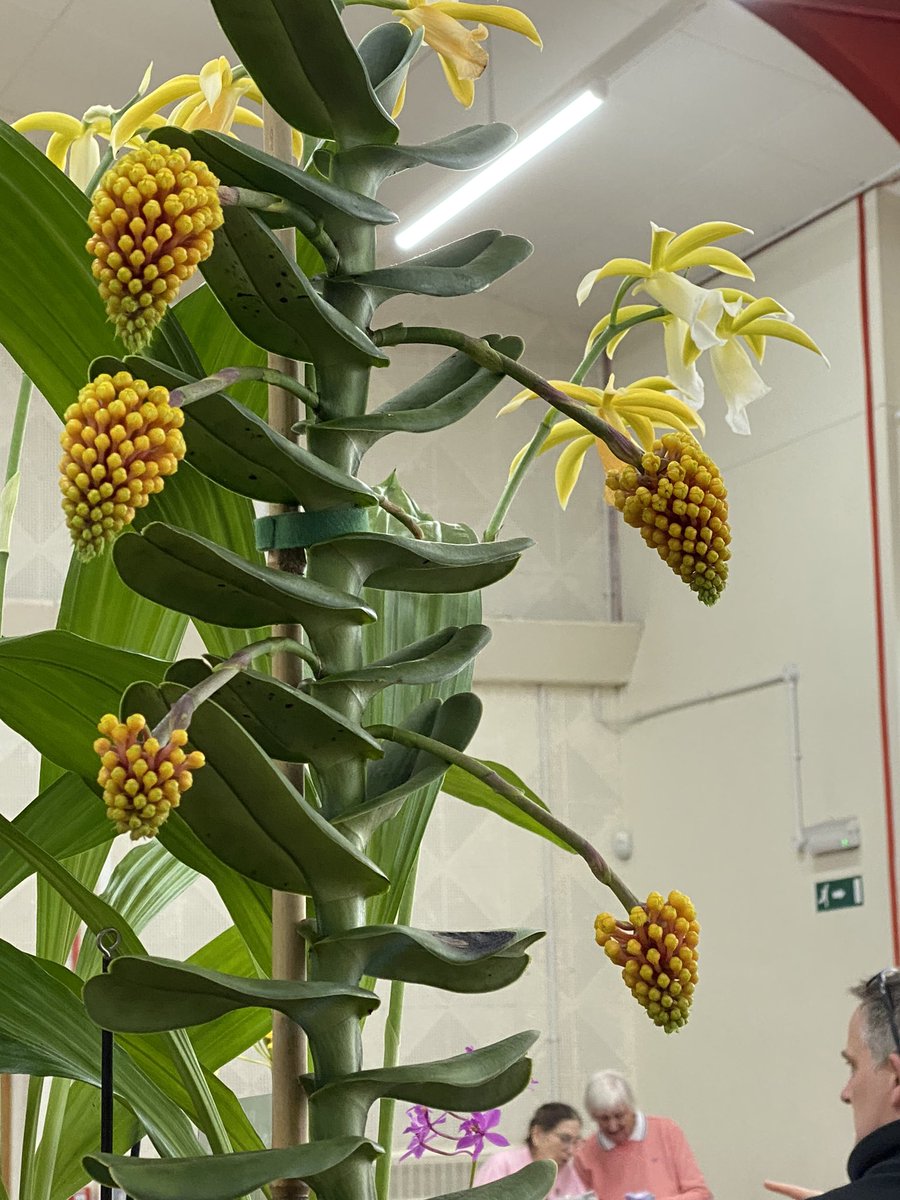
[474,1102,594,1199]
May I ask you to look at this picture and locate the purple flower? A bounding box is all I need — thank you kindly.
[455,1109,509,1160]
[401,1105,447,1161]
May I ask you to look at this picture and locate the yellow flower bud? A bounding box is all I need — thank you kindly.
[87,143,222,352]
[59,372,184,560]
[95,712,204,839]
[607,433,730,605]
[594,887,700,1033]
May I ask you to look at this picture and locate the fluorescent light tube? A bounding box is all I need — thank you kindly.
[396,88,604,250]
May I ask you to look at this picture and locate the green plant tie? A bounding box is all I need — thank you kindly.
[254,507,372,551]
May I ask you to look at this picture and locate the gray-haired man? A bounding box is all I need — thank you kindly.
[765,970,900,1200]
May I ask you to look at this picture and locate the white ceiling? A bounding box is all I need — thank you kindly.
[2,0,898,316]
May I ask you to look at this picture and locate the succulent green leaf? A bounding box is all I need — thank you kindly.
[304,335,525,453]
[84,955,377,1035]
[310,531,530,594]
[307,1031,537,1127]
[332,123,518,187]
[211,0,398,146]
[156,126,397,228]
[175,282,267,416]
[113,523,375,637]
[86,1137,379,1200]
[186,927,271,1072]
[94,354,378,508]
[440,1164,558,1200]
[313,623,490,705]
[358,23,423,116]
[201,207,387,367]
[0,631,167,779]
[313,925,543,993]
[127,681,388,901]
[339,230,532,304]
[158,818,273,976]
[442,762,577,854]
[166,658,383,768]
[0,939,201,1158]
[338,693,482,838]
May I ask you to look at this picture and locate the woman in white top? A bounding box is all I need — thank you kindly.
[474,1102,592,1199]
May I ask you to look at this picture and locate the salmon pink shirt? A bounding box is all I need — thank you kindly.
[574,1113,711,1200]
[475,1143,593,1198]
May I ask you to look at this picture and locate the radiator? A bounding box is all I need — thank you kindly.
[389,1153,473,1199]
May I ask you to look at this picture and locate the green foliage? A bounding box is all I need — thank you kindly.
[113,523,374,636]
[84,956,378,1035]
[87,1138,380,1200]
[0,4,606,1197]
[443,761,579,854]
[201,207,387,366]
[339,230,533,304]
[210,0,398,145]
[313,925,543,993]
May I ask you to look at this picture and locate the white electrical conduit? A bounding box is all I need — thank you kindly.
[605,665,807,849]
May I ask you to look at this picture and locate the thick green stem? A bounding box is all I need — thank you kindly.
[374,866,417,1200]
[169,367,319,412]
[0,373,33,635]
[219,186,341,273]
[371,325,644,470]
[482,305,663,540]
[366,724,640,914]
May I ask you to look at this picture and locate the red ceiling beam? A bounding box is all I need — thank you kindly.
[734,0,900,143]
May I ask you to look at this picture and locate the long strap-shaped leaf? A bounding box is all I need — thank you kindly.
[0,815,235,1155]
[0,938,200,1159]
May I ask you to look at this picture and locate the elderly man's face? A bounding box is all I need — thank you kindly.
[591,1104,636,1145]
[841,1005,900,1143]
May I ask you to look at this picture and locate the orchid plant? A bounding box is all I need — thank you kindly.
[0,3,825,1200]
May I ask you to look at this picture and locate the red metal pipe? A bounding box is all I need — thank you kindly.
[857,193,900,964]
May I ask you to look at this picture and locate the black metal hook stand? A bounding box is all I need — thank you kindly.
[96,927,120,1200]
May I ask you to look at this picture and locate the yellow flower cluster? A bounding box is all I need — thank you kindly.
[94,713,205,839]
[86,142,222,351]
[606,432,730,606]
[595,890,700,1034]
[59,372,185,560]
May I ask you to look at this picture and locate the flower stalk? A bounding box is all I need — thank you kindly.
[218,185,341,273]
[371,324,645,469]
[366,722,640,913]
[482,300,663,540]
[168,366,320,412]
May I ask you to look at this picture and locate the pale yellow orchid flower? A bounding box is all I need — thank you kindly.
[701,290,827,434]
[500,375,704,509]
[396,0,541,109]
[578,222,755,354]
[14,107,116,190]
[110,57,293,153]
[584,303,706,409]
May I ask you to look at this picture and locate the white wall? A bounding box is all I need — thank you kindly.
[605,192,900,1196]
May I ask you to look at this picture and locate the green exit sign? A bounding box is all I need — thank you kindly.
[816,876,863,912]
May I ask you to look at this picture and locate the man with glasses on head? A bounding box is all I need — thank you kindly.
[765,970,900,1200]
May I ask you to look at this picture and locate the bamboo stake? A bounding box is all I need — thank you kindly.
[263,102,309,1200]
